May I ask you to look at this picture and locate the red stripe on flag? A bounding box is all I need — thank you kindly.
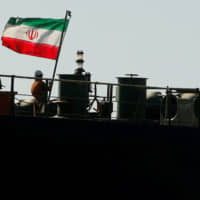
[1,37,59,59]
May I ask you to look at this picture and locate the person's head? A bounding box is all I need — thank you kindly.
[34,70,43,79]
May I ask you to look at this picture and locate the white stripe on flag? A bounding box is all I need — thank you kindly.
[2,24,62,46]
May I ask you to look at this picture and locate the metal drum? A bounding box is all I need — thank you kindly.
[116,76,146,120]
[146,91,162,121]
[58,74,90,116]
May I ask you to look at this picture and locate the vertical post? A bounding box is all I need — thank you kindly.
[48,10,71,102]
[108,84,113,119]
[109,85,113,103]
[107,84,113,103]
[94,83,98,110]
[94,83,97,99]
[168,90,172,126]
[107,84,110,102]
[198,90,200,128]
[165,87,172,126]
[10,75,15,116]
[165,87,169,125]
[44,79,49,117]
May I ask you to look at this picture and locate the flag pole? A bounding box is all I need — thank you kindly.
[48,10,71,102]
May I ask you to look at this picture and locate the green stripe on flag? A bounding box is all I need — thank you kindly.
[7,17,69,32]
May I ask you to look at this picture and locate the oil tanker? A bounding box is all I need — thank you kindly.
[1,51,200,198]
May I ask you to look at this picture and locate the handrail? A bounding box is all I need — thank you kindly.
[1,73,200,92]
[0,73,200,128]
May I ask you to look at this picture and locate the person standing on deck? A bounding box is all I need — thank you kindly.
[31,70,50,117]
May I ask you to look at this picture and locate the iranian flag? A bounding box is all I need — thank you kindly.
[1,17,69,59]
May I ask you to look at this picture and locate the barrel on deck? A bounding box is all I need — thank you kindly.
[58,74,90,116]
[146,91,162,121]
[116,77,146,120]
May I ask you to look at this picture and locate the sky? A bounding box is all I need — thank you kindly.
[1,0,200,98]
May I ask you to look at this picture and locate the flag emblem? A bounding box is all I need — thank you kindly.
[26,29,39,40]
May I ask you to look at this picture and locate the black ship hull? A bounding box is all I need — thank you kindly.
[4,115,200,198]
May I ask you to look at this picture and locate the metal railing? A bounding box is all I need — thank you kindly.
[0,74,199,127]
